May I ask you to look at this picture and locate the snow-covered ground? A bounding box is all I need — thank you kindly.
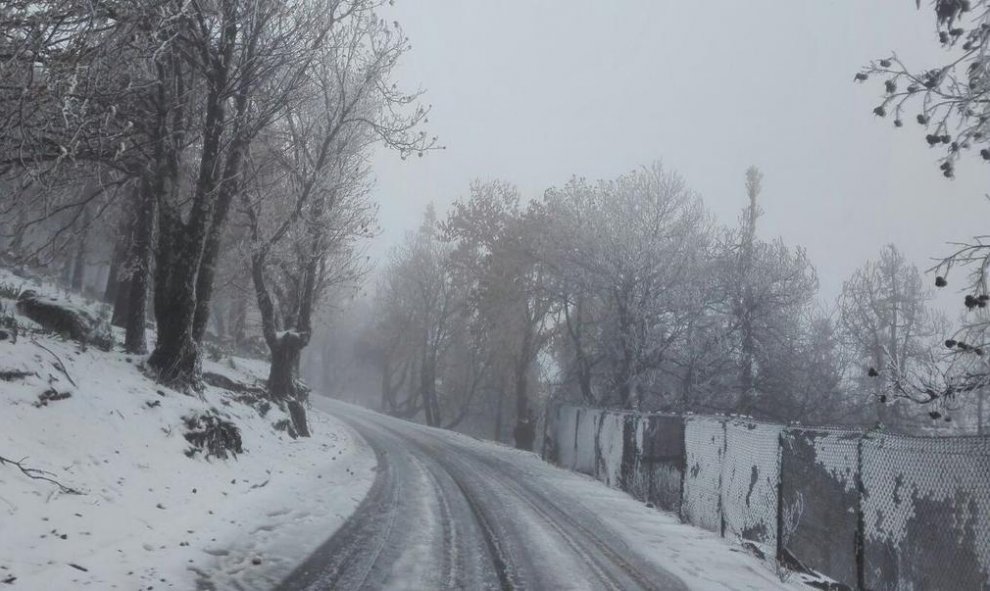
[0,269,375,590]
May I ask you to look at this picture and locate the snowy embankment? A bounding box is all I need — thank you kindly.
[0,269,375,590]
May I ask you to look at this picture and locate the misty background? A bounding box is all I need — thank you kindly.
[369,0,989,303]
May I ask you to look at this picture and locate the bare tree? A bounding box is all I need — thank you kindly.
[443,181,554,447]
[238,8,431,434]
[539,164,713,411]
[736,166,763,413]
[840,244,946,426]
[375,206,463,426]
[858,0,990,179]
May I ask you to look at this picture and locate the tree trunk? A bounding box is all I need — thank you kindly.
[111,273,132,328]
[9,207,26,259]
[493,378,504,442]
[191,200,235,343]
[738,314,755,414]
[249,247,313,437]
[104,232,127,304]
[230,287,248,350]
[268,334,309,437]
[737,169,761,415]
[110,206,135,327]
[148,292,200,384]
[60,254,73,288]
[148,215,201,385]
[70,208,90,293]
[514,358,529,427]
[380,357,392,412]
[212,302,227,342]
[979,388,985,436]
[421,354,438,427]
[124,184,156,354]
[146,60,209,386]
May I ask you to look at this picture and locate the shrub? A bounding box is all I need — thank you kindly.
[183,410,243,460]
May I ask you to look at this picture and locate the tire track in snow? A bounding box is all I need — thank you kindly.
[275,441,402,591]
[278,403,688,591]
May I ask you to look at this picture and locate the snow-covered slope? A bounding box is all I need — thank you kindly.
[0,269,375,590]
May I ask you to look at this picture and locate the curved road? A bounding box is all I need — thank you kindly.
[277,400,687,591]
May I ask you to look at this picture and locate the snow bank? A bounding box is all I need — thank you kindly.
[0,269,375,590]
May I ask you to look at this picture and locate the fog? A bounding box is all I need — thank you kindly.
[5,1,990,587]
[371,0,990,302]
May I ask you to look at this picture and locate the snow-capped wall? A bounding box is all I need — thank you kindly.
[861,434,990,591]
[682,417,725,533]
[779,428,860,589]
[720,420,782,552]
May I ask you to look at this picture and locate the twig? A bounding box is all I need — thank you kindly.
[0,455,83,495]
[31,339,78,389]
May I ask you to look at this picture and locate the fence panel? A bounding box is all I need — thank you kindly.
[541,403,559,464]
[574,407,601,475]
[682,416,725,532]
[620,414,640,496]
[554,405,580,470]
[597,411,625,487]
[720,420,782,553]
[634,414,685,513]
[780,428,860,589]
[861,434,990,591]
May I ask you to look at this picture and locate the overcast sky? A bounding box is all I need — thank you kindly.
[367,0,990,306]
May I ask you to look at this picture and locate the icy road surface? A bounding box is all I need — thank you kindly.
[279,398,803,591]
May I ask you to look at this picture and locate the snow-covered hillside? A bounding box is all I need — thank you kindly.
[0,268,375,590]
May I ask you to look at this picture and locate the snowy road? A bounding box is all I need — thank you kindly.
[278,399,802,591]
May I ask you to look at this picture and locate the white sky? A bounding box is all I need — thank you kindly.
[368,0,990,306]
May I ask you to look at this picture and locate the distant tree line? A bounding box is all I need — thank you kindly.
[324,163,964,449]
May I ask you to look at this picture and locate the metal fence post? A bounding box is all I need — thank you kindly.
[677,416,688,522]
[776,428,786,565]
[719,418,727,538]
[855,432,867,591]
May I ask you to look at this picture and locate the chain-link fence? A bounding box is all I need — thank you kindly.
[573,407,600,476]
[721,420,782,554]
[545,403,990,591]
[861,433,990,591]
[597,411,625,488]
[553,404,580,470]
[637,414,685,513]
[682,416,726,533]
[780,428,860,589]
